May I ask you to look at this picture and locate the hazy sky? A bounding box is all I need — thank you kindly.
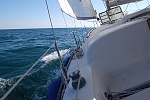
[0,0,149,29]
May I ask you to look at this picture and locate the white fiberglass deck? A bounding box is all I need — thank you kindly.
[63,17,150,100]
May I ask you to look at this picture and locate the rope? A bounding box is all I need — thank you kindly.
[46,1,76,99]
[45,0,56,41]
[135,2,139,10]
[75,76,81,100]
[60,11,75,46]
[62,0,76,27]
[66,83,74,100]
[45,0,69,84]
[58,0,80,47]
[0,42,55,100]
[124,3,129,14]
[74,19,77,28]
[74,57,81,100]
[79,21,85,42]
[1,0,91,99]
[61,10,69,34]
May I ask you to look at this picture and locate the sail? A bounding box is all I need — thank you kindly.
[58,0,97,20]
[107,0,143,7]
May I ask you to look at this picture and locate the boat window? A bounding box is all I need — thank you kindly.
[99,6,124,24]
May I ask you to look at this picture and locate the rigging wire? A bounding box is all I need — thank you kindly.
[60,0,82,48]
[1,0,70,99]
[44,2,78,100]
[55,10,75,98]
[59,7,80,48]
[53,2,75,48]
[44,0,69,83]
[62,0,76,27]
[135,2,139,10]
[44,0,56,41]
[57,0,90,99]
[57,1,85,99]
[61,10,69,33]
[74,19,77,28]
[60,10,74,46]
[80,21,86,42]
[70,41,88,100]
[124,3,129,14]
[1,0,93,100]
[80,20,83,28]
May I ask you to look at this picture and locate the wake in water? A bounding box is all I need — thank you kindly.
[41,49,70,63]
[0,28,89,99]
[0,62,61,99]
[0,49,70,99]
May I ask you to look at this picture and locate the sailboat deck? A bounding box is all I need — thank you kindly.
[109,63,150,92]
[108,62,150,100]
[63,16,150,100]
[63,39,95,100]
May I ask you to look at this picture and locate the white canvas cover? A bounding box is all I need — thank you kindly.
[107,0,143,7]
[58,0,97,20]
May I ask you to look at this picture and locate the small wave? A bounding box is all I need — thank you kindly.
[41,49,69,63]
[0,67,61,99]
[0,76,21,90]
[0,78,13,89]
[0,78,7,89]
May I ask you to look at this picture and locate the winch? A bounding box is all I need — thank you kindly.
[69,70,86,90]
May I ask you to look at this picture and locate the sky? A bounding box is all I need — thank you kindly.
[0,0,149,29]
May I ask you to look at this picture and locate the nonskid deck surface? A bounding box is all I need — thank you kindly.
[108,62,150,100]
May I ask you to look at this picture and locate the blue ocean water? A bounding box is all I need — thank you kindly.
[0,28,90,100]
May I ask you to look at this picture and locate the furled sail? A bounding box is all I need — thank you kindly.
[107,0,143,7]
[58,0,97,20]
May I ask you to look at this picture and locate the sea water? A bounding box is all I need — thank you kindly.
[0,28,90,100]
